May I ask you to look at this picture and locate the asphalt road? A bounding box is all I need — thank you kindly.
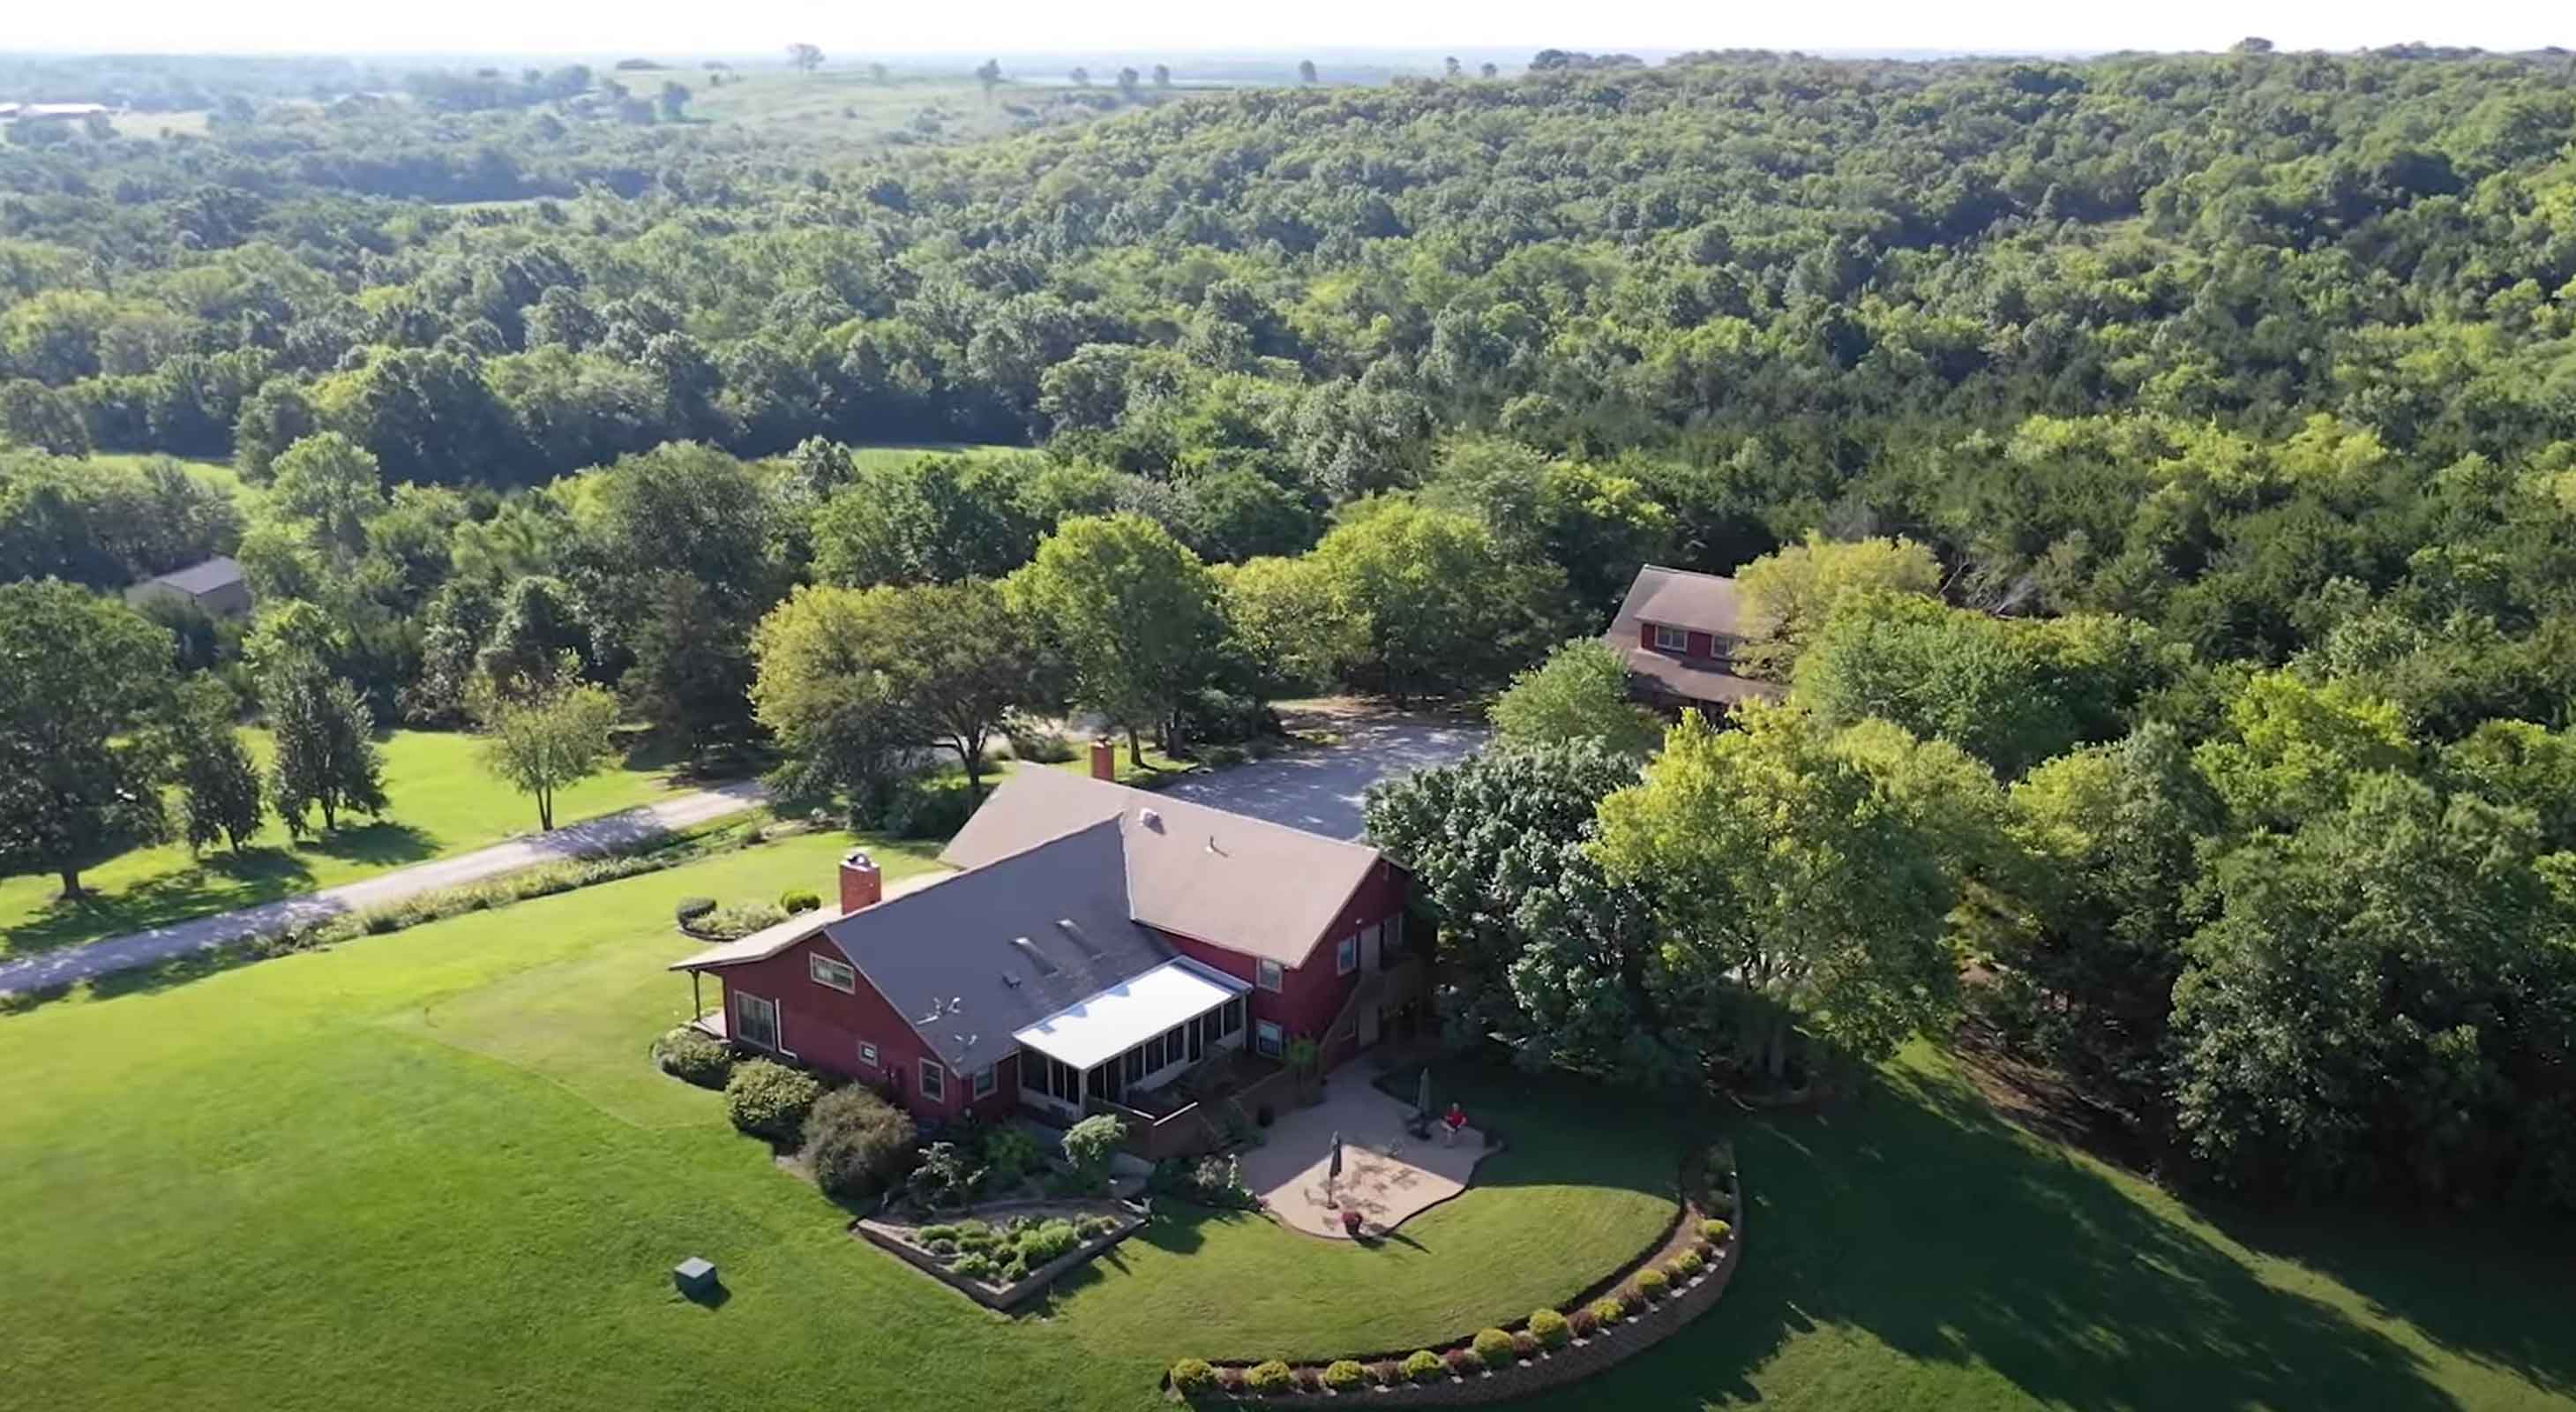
[1158,716,1487,840]
[0,781,770,997]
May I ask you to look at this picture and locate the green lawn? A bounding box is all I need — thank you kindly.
[2,826,2569,1412]
[0,728,694,957]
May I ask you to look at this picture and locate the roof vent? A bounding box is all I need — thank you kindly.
[1001,972,1022,988]
[1138,807,1163,831]
[1008,935,1060,976]
[1053,916,1103,956]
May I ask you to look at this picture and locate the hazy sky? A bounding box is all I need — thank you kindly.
[7,0,2564,58]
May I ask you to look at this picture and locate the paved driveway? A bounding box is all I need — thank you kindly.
[0,782,769,997]
[1160,717,1486,841]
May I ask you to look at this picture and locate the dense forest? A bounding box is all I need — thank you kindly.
[7,48,2576,1213]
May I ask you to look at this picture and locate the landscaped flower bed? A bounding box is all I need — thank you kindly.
[858,1198,1145,1310]
[1164,1143,1745,1404]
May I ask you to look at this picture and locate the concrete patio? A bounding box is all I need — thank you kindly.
[1239,1078,1490,1239]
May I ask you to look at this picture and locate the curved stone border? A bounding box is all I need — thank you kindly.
[1165,1166,1743,1405]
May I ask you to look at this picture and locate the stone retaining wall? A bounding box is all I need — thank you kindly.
[1169,1187,1743,1405]
[857,1198,1146,1311]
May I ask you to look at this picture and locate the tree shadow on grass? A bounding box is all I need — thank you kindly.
[2205,1202,2576,1401]
[0,845,318,956]
[298,821,437,867]
[1523,1058,2466,1412]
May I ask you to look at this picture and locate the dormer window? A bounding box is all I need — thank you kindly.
[1653,623,1689,652]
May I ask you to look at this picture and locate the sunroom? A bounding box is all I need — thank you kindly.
[1012,958,1251,1121]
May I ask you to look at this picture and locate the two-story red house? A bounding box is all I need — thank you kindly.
[670,758,1419,1130]
[1602,563,1786,714]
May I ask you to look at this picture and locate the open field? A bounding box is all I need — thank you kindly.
[689,72,1172,149]
[2,819,2567,1412]
[0,727,692,958]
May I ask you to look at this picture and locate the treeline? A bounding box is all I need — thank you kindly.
[1376,535,2576,1215]
[9,48,2576,1209]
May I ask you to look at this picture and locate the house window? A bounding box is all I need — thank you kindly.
[1257,958,1284,992]
[857,1041,880,1068]
[973,1064,996,1099]
[920,1058,945,1102]
[809,954,856,992]
[1380,916,1407,965]
[732,992,780,1051]
[1126,1047,1146,1084]
[1221,997,1244,1037]
[1254,1019,1284,1058]
[1337,935,1359,975]
[1653,623,1689,651]
[1146,1035,1165,1071]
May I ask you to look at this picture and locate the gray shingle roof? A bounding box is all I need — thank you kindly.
[943,767,1386,966]
[825,819,1172,1075]
[140,556,244,597]
[1602,564,1786,710]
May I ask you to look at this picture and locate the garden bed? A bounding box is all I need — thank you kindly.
[857,1198,1148,1310]
[1162,1146,1743,1405]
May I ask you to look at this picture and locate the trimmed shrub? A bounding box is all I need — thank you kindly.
[1672,1247,1706,1276]
[1528,1306,1570,1348]
[1246,1360,1294,1394]
[1590,1296,1627,1326]
[806,1085,917,1199]
[1079,1213,1120,1239]
[1472,1327,1515,1363]
[1169,1358,1217,1395]
[651,1025,732,1087]
[924,1236,957,1255]
[1701,1218,1733,1243]
[701,900,788,940]
[952,1251,996,1281]
[1568,1307,1599,1339]
[1007,717,1075,763]
[1636,1267,1671,1301]
[1323,1360,1368,1392]
[998,1254,1030,1283]
[1510,1331,1540,1361]
[1060,1112,1127,1191]
[1444,1347,1484,1376]
[1017,1218,1082,1263]
[780,888,822,913]
[723,1060,820,1143]
[1403,1349,1445,1383]
[917,1224,958,1243]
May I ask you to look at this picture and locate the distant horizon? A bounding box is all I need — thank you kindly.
[2,0,2564,64]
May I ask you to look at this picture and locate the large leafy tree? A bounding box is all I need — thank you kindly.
[2171,774,2576,1207]
[163,676,267,854]
[1734,531,1943,679]
[1994,724,2222,1124]
[1592,705,1979,1079]
[1362,740,1678,1080]
[263,656,388,835]
[1008,514,1222,763]
[0,581,174,898]
[471,661,622,830]
[1302,499,1568,703]
[1488,638,1661,755]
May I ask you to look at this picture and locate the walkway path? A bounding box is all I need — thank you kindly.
[0,782,770,997]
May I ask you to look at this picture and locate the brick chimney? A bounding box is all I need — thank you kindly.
[1089,738,1117,781]
[838,849,882,913]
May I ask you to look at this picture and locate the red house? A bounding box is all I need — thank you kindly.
[671,756,1424,1136]
[1601,563,1786,714]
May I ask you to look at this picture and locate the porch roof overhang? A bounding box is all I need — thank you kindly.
[1011,957,1249,1070]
